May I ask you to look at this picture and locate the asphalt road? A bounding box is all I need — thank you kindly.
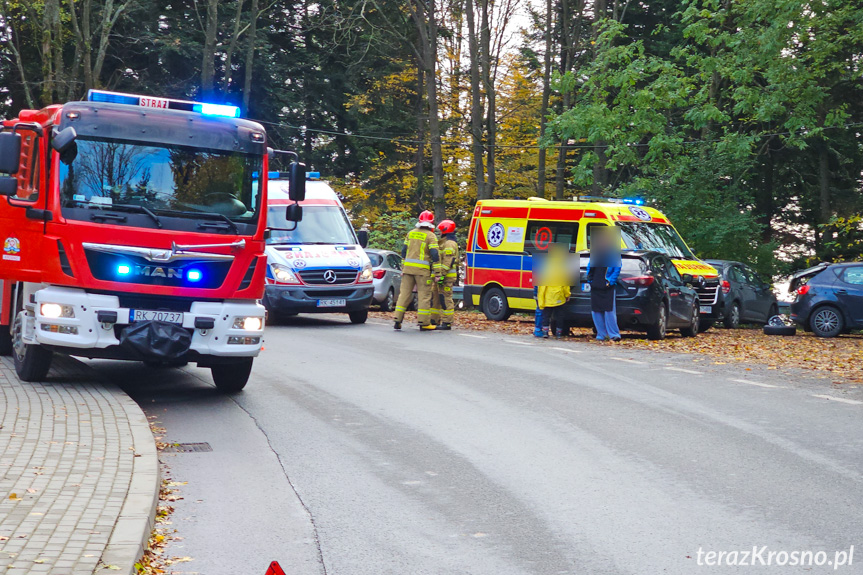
[89,315,863,575]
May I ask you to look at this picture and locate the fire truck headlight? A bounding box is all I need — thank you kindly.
[40,303,75,319]
[272,264,300,284]
[233,316,264,331]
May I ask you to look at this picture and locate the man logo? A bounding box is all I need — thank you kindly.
[323,270,337,284]
[135,265,183,279]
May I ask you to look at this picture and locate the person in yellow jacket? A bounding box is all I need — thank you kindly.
[535,243,572,339]
[394,210,441,330]
[430,219,459,330]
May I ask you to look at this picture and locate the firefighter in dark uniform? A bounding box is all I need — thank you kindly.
[433,219,459,330]
[394,210,441,330]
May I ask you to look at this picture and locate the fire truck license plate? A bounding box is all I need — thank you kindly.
[130,310,184,324]
[317,299,346,308]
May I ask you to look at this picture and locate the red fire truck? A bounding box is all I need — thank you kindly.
[0,90,305,392]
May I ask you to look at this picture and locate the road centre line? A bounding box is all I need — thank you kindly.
[505,340,534,346]
[552,347,582,353]
[458,334,487,339]
[664,367,703,375]
[811,394,863,406]
[608,357,646,365]
[732,379,779,389]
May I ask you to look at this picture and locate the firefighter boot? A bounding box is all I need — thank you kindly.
[436,323,451,331]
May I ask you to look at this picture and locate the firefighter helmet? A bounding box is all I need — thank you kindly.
[437,220,456,234]
[418,210,435,223]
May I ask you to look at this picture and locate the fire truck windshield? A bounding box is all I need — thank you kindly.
[616,222,695,260]
[58,137,262,231]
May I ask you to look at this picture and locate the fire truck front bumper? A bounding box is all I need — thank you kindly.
[25,286,265,361]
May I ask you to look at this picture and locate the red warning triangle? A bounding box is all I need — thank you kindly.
[475,220,489,250]
[266,561,286,575]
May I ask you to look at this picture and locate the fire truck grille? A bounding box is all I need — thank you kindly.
[297,269,358,286]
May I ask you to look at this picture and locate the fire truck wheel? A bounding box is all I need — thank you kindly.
[11,318,53,382]
[211,358,253,393]
[0,325,11,356]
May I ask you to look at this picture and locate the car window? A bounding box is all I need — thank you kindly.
[726,266,741,282]
[366,252,384,267]
[650,257,667,278]
[619,258,648,276]
[387,254,402,270]
[841,266,863,286]
[664,259,683,283]
[741,266,758,285]
[525,221,578,254]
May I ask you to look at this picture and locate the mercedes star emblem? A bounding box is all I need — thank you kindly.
[323,270,337,284]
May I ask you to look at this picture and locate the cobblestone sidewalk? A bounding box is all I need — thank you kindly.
[0,356,158,575]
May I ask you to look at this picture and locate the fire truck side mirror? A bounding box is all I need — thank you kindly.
[289,162,306,202]
[0,177,18,197]
[285,203,303,223]
[51,127,77,154]
[0,132,22,175]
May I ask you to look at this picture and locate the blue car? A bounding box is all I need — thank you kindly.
[790,262,863,337]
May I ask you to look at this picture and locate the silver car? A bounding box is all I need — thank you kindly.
[364,249,403,311]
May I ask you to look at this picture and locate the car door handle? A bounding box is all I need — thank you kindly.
[836,289,847,295]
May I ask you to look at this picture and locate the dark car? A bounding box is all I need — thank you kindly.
[790,262,863,338]
[560,251,701,340]
[704,260,779,328]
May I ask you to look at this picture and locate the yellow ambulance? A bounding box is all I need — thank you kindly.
[464,196,720,321]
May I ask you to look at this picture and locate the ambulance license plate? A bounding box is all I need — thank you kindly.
[317,299,346,308]
[699,306,712,314]
[130,310,184,324]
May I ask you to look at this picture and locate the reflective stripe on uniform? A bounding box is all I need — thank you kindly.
[404,258,430,268]
[395,306,406,312]
[442,309,454,316]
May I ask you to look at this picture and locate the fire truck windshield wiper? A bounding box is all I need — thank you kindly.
[98,203,163,229]
[161,209,240,234]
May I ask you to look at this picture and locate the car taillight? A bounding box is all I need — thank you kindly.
[372,269,386,280]
[721,280,731,294]
[622,276,654,287]
[796,284,810,296]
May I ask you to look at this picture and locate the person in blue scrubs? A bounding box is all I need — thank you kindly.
[586,228,622,341]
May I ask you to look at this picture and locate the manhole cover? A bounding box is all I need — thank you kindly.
[163,442,213,453]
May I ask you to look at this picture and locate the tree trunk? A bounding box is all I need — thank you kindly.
[40,0,59,105]
[480,0,495,199]
[201,0,219,100]
[415,61,426,206]
[82,0,94,92]
[242,0,260,113]
[591,0,608,194]
[537,0,552,197]
[223,0,246,96]
[425,26,446,220]
[466,0,486,200]
[818,141,832,252]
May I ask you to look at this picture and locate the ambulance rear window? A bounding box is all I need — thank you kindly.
[525,221,578,254]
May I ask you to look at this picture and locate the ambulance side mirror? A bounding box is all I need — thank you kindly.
[356,229,369,248]
[0,132,22,175]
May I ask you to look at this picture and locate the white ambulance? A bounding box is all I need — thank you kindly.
[263,173,373,323]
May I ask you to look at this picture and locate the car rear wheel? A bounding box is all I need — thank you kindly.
[12,313,53,382]
[647,304,668,340]
[680,305,700,337]
[380,288,395,312]
[211,358,253,393]
[481,287,510,321]
[723,301,740,329]
[810,306,843,338]
[349,310,369,324]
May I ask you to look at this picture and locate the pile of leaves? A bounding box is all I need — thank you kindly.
[134,420,192,575]
[373,311,863,384]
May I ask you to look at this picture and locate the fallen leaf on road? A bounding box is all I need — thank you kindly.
[0,536,8,541]
[26,488,36,494]
[8,493,20,501]
[102,564,121,570]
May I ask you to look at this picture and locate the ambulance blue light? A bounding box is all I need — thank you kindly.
[268,171,281,179]
[194,103,241,118]
[306,172,321,180]
[88,90,139,105]
[117,264,131,276]
[187,269,203,282]
[622,197,645,206]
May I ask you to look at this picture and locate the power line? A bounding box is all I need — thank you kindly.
[251,116,863,151]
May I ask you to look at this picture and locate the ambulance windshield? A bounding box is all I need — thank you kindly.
[58,137,262,227]
[267,205,357,245]
[617,222,695,260]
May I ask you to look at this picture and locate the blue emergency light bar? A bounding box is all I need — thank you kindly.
[577,195,645,206]
[266,171,320,180]
[87,90,241,118]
